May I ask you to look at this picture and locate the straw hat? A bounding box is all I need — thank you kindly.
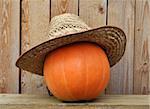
[16,13,126,75]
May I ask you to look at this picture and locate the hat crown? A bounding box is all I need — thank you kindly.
[47,13,90,39]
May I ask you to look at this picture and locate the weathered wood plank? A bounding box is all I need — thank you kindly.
[51,0,78,16]
[0,0,20,93]
[0,94,149,109]
[21,0,50,95]
[106,0,135,94]
[134,0,150,94]
[79,0,107,95]
[79,0,107,27]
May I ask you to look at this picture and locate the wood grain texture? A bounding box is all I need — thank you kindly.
[0,0,20,93]
[51,0,78,17]
[79,0,107,27]
[106,0,135,94]
[0,94,149,109]
[21,0,50,95]
[134,0,150,94]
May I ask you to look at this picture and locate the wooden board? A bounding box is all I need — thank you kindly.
[106,0,135,94]
[79,0,107,27]
[51,0,78,17]
[21,0,50,95]
[0,0,20,93]
[134,0,150,94]
[0,94,149,109]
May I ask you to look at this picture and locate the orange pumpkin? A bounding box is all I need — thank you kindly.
[44,42,110,101]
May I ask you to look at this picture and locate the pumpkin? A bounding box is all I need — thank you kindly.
[44,42,110,101]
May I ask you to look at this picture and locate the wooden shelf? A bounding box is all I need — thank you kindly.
[0,94,149,109]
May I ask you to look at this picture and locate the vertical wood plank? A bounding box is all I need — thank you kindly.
[21,0,50,95]
[51,0,78,17]
[106,0,135,94]
[0,0,20,93]
[134,0,150,94]
[79,0,107,27]
[79,0,107,94]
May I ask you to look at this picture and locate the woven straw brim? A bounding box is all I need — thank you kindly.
[16,26,126,75]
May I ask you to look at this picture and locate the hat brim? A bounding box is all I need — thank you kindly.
[16,26,126,75]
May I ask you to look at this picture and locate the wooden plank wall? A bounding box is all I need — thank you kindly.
[0,0,149,95]
[106,0,135,94]
[134,0,150,94]
[21,0,49,95]
[0,0,20,93]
